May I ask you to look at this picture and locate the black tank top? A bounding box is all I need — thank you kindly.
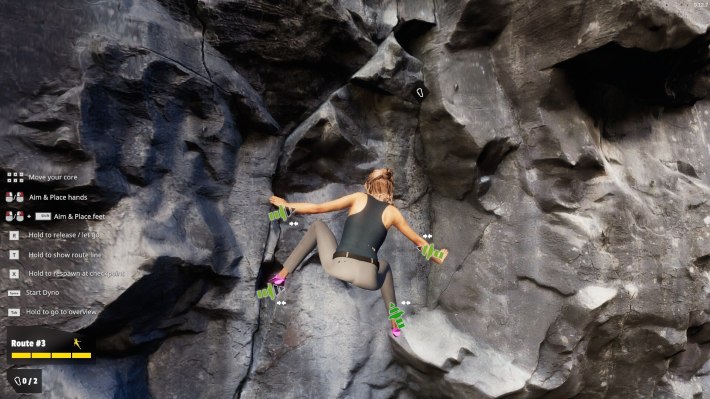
[335,194,389,260]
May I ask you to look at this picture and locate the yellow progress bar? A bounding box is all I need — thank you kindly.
[11,352,92,359]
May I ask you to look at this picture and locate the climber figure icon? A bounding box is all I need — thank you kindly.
[267,168,448,337]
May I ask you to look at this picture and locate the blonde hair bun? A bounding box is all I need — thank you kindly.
[365,168,394,204]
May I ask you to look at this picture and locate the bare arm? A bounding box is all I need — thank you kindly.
[269,193,359,214]
[391,208,448,264]
[392,208,428,248]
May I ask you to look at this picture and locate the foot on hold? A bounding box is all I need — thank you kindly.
[256,283,284,301]
[268,275,286,287]
[388,303,406,336]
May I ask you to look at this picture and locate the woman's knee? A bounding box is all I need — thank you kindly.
[378,260,390,274]
[306,220,327,235]
[353,272,379,290]
[310,220,328,231]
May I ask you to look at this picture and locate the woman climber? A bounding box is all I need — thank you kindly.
[268,168,448,337]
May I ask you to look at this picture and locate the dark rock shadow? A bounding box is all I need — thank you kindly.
[77,256,217,356]
[557,32,710,141]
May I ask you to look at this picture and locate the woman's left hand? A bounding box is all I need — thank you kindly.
[270,195,287,207]
[432,249,448,265]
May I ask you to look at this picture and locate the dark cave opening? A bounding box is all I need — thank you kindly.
[394,19,435,53]
[77,257,214,356]
[557,34,710,141]
[474,137,519,197]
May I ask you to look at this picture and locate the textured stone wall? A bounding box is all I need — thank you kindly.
[0,1,708,398]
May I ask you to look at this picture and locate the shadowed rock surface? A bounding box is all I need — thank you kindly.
[0,0,709,398]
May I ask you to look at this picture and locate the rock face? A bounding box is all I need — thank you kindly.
[1,1,709,398]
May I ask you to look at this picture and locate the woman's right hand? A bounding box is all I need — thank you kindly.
[270,195,287,207]
[431,249,448,265]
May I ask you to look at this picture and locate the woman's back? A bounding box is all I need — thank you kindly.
[337,193,390,260]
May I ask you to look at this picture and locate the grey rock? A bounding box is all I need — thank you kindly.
[1,0,709,398]
[188,0,378,130]
[447,0,513,50]
[341,0,399,42]
[351,33,425,102]
[418,45,520,200]
[395,0,437,46]
[276,83,423,197]
[390,310,530,398]
[397,0,437,26]
[522,286,618,394]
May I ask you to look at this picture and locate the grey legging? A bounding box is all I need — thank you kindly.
[282,220,396,312]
